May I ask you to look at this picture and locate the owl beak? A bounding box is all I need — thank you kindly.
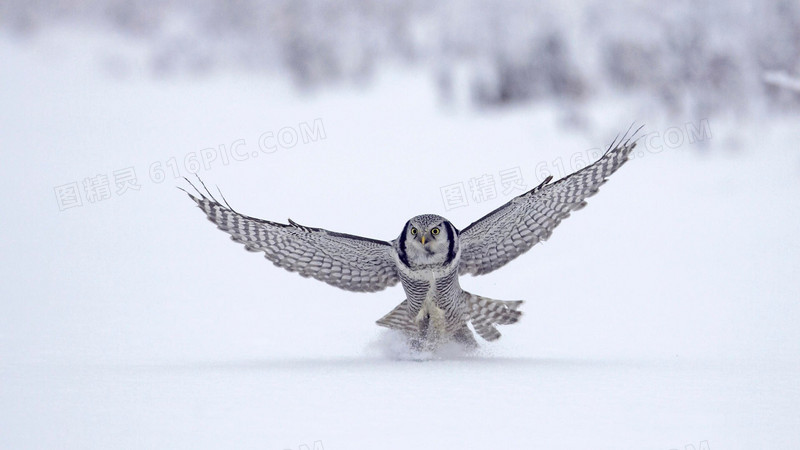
[420,235,427,245]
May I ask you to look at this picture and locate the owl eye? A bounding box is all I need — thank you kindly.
[410,227,417,235]
[431,227,440,235]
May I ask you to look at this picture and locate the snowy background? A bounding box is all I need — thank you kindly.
[1,1,799,449]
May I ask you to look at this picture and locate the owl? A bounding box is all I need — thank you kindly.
[182,128,640,349]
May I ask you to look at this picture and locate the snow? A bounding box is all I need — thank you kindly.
[1,31,799,449]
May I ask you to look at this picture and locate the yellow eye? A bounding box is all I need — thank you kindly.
[431,227,440,235]
[410,227,417,235]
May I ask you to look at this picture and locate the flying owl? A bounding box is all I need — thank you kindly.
[182,128,640,349]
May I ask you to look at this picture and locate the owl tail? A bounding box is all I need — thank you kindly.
[375,300,418,334]
[376,296,523,343]
[465,293,523,342]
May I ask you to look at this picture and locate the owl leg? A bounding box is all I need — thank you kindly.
[452,324,479,349]
[408,329,431,351]
[410,313,440,351]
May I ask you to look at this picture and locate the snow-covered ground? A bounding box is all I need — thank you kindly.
[1,32,799,449]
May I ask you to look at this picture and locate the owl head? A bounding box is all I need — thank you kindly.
[398,214,458,267]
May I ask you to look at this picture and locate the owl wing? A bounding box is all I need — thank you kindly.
[182,180,400,292]
[458,128,640,276]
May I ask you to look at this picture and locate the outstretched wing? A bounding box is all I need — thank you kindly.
[182,180,399,292]
[458,127,641,276]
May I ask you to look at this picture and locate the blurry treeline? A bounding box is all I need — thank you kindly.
[2,0,799,116]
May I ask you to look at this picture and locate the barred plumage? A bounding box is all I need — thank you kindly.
[459,129,639,276]
[182,183,399,293]
[183,127,641,349]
